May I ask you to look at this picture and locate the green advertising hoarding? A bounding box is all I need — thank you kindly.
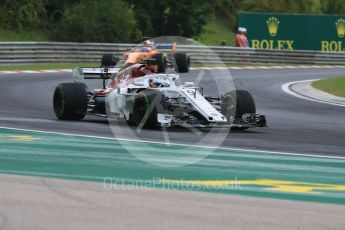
[237,12,345,51]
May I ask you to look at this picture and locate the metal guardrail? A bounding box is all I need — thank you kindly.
[1,42,345,66]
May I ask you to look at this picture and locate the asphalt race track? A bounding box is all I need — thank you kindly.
[1,67,345,229]
[0,67,344,156]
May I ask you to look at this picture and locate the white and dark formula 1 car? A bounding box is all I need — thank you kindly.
[53,61,266,129]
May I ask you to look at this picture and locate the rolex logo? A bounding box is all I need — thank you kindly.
[335,18,345,38]
[267,17,280,37]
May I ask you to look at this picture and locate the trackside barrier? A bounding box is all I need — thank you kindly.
[1,42,345,66]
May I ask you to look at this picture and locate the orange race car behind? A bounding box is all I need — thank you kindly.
[101,40,190,73]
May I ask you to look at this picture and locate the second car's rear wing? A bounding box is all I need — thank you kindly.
[80,67,120,76]
[154,42,177,53]
[73,67,120,88]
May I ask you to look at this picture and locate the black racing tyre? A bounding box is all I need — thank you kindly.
[132,90,167,128]
[152,53,167,73]
[231,90,256,130]
[101,54,118,67]
[235,90,256,118]
[53,83,88,120]
[173,52,190,73]
[221,90,256,130]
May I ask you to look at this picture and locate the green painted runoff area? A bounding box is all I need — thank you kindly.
[0,128,344,204]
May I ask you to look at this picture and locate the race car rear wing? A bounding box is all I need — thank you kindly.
[154,42,177,53]
[80,67,120,76]
[72,67,120,88]
[73,67,119,78]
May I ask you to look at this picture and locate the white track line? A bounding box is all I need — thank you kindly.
[1,126,344,160]
[0,71,17,74]
[281,80,345,108]
[0,69,72,75]
[0,116,57,123]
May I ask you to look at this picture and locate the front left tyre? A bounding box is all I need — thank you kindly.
[53,83,88,120]
[131,90,168,128]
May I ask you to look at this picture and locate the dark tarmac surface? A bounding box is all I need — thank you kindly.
[0,67,344,156]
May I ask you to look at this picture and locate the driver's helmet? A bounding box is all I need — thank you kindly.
[149,78,162,88]
[149,78,170,88]
[140,46,149,52]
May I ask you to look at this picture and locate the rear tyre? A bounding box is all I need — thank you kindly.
[101,54,118,67]
[152,53,167,73]
[173,52,190,73]
[53,83,88,120]
[132,90,167,128]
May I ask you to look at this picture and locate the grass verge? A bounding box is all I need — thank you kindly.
[196,16,235,46]
[0,29,49,41]
[312,77,345,98]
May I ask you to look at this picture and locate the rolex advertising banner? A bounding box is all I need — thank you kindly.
[237,12,345,52]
